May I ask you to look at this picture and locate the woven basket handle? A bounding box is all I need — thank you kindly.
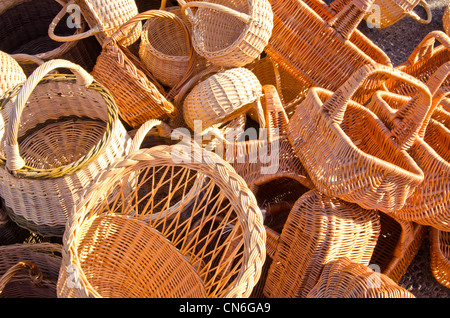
[322,63,431,150]
[262,85,289,143]
[407,31,450,65]
[130,119,173,153]
[48,0,103,42]
[5,59,94,172]
[406,0,432,24]
[328,0,375,40]
[178,0,251,24]
[0,261,44,294]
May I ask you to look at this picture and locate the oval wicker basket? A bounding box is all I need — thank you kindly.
[0,59,131,237]
[57,143,266,298]
[287,63,431,213]
[0,243,62,298]
[177,0,273,68]
[263,189,381,298]
[0,51,26,96]
[48,0,141,47]
[430,227,450,288]
[306,257,416,298]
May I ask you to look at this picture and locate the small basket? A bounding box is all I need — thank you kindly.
[92,10,189,128]
[48,0,141,47]
[263,189,381,298]
[0,59,131,237]
[265,0,392,93]
[57,143,266,298]
[177,0,273,68]
[0,243,62,298]
[305,257,416,298]
[0,51,26,96]
[287,63,431,213]
[430,228,450,288]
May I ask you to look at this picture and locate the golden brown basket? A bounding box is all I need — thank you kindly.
[92,10,188,129]
[0,51,26,96]
[48,0,141,47]
[305,257,416,298]
[177,0,273,68]
[262,189,381,298]
[183,67,265,130]
[287,63,431,214]
[430,227,450,288]
[57,142,266,298]
[265,0,392,94]
[0,243,61,298]
[366,63,450,231]
[0,59,131,237]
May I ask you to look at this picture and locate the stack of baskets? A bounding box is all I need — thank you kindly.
[0,0,450,299]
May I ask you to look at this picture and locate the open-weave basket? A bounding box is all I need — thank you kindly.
[48,0,141,47]
[369,212,427,283]
[92,10,186,129]
[0,243,61,298]
[306,257,416,298]
[177,0,273,68]
[430,227,450,288]
[367,63,450,230]
[57,142,266,298]
[287,63,431,214]
[0,51,26,96]
[262,189,380,298]
[183,67,265,131]
[265,0,392,94]
[0,59,131,237]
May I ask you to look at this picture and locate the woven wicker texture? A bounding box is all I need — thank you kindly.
[183,67,264,130]
[0,51,26,96]
[369,212,427,283]
[0,243,61,298]
[306,257,416,298]
[287,63,431,214]
[177,0,273,68]
[430,228,450,288]
[92,10,183,129]
[0,59,131,237]
[57,142,266,298]
[262,189,380,298]
[265,0,392,94]
[48,0,141,47]
[444,4,450,36]
[0,198,33,245]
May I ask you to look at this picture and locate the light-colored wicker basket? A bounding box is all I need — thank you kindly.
[177,0,273,68]
[262,189,381,298]
[92,10,185,129]
[48,0,141,47]
[306,257,416,298]
[0,51,26,96]
[0,59,131,237]
[430,227,450,288]
[265,0,392,94]
[0,243,61,298]
[287,63,431,214]
[183,67,265,130]
[57,142,266,298]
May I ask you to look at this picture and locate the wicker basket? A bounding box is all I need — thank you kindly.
[0,51,26,96]
[92,10,184,129]
[306,257,416,298]
[183,67,265,130]
[0,198,34,245]
[262,189,380,298]
[177,0,273,68]
[0,243,61,298]
[369,212,427,283]
[430,228,450,288]
[57,143,266,298]
[0,59,131,237]
[48,0,141,47]
[444,4,450,36]
[265,0,392,94]
[0,0,100,74]
[287,63,431,214]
